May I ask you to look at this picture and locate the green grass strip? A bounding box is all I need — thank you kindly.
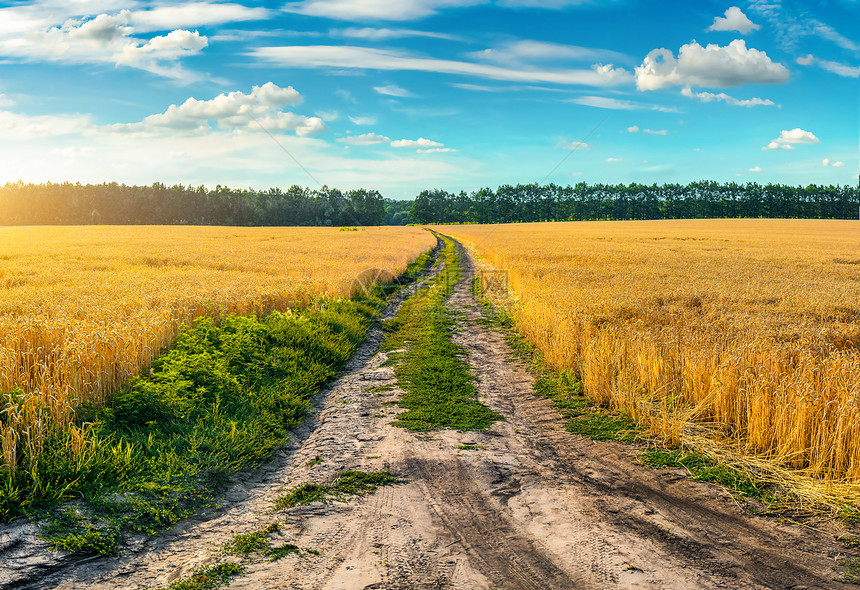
[383,235,502,432]
[273,470,402,510]
[1,246,437,554]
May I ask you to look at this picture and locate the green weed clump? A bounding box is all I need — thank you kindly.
[384,236,502,432]
[1,295,385,553]
[164,562,246,590]
[273,470,402,510]
[640,448,768,499]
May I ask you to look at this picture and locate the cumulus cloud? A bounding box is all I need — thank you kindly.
[643,128,668,135]
[391,137,443,148]
[337,133,391,145]
[708,7,760,35]
[112,83,327,137]
[833,161,846,167]
[607,157,622,162]
[681,86,777,107]
[761,128,820,151]
[373,84,415,97]
[823,158,846,167]
[635,40,789,91]
[417,147,456,153]
[626,125,639,133]
[0,9,209,80]
[748,166,762,172]
[252,45,634,86]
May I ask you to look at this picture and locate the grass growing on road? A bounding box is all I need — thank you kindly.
[273,470,402,510]
[383,235,502,432]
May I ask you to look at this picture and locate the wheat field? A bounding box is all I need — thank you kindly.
[0,225,435,477]
[446,219,860,488]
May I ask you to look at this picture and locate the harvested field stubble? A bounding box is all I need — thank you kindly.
[0,225,435,491]
[444,220,860,492]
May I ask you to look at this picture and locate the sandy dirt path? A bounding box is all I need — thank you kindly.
[2,236,854,589]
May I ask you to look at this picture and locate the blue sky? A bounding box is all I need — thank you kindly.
[0,0,856,198]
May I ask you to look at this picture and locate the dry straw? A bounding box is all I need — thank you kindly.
[452,219,860,508]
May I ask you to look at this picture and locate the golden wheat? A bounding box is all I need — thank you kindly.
[0,225,435,475]
[446,219,860,492]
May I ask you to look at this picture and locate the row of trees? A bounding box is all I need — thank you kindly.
[410,182,860,224]
[0,182,387,226]
[1,180,857,226]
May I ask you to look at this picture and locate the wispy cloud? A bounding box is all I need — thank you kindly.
[681,87,777,107]
[332,27,460,41]
[569,95,677,112]
[373,84,415,97]
[251,45,633,86]
[796,54,859,78]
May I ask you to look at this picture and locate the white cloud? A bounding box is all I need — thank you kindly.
[748,2,857,52]
[635,40,789,91]
[823,158,831,166]
[391,137,443,148]
[708,7,760,35]
[833,161,846,167]
[607,157,622,162]
[748,166,762,172]
[570,96,676,112]
[558,140,589,150]
[111,83,327,137]
[333,27,458,41]
[417,147,456,153]
[252,45,633,86]
[643,128,667,135]
[762,128,820,151]
[626,125,640,133]
[0,10,209,81]
[0,109,92,138]
[468,39,629,66]
[824,159,847,167]
[349,115,377,125]
[337,132,391,145]
[796,54,860,78]
[681,86,776,107]
[373,84,415,97]
[284,0,484,21]
[129,3,269,33]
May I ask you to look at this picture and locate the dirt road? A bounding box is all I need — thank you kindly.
[1,237,853,589]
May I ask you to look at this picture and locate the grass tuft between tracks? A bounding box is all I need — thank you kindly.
[382,234,502,432]
[273,470,403,510]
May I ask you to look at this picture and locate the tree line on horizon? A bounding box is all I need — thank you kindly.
[0,180,857,227]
